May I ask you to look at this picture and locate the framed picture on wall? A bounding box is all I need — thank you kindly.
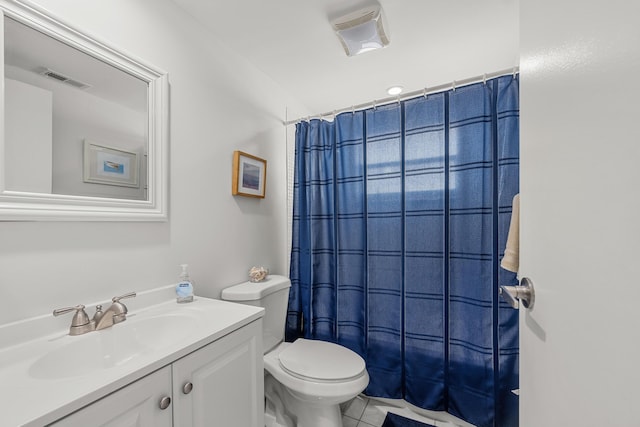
[83,140,139,188]
[232,150,267,198]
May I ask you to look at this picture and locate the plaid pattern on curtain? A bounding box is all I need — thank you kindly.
[289,75,519,427]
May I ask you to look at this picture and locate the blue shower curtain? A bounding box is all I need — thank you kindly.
[288,75,519,427]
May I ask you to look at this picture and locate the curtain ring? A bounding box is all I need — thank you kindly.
[423,88,428,99]
[351,106,355,115]
[452,81,456,91]
[373,100,377,110]
[483,73,487,85]
[512,67,517,79]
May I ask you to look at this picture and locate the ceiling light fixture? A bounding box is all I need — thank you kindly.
[387,86,403,96]
[332,5,389,57]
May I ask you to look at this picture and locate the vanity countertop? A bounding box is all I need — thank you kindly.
[0,292,264,427]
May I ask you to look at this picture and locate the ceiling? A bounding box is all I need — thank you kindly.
[171,0,519,117]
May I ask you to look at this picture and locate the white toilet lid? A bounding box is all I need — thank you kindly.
[278,339,366,381]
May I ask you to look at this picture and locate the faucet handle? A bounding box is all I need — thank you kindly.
[112,292,136,304]
[111,292,137,319]
[53,304,94,335]
[53,304,90,326]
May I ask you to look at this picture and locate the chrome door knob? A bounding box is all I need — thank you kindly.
[159,396,171,410]
[182,382,193,394]
[500,277,535,309]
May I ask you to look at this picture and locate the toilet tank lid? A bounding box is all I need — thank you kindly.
[221,275,291,301]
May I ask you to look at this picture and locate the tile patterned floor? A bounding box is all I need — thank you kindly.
[341,395,477,427]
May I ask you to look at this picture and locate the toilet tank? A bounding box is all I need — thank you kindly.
[221,275,291,354]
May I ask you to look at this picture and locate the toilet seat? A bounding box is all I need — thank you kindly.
[278,338,366,382]
[264,342,369,401]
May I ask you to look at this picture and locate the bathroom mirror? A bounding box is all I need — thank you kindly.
[0,0,168,221]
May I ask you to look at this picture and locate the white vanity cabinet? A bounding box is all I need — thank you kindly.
[172,318,263,427]
[50,320,263,427]
[50,366,173,427]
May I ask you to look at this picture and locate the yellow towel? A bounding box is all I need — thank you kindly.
[500,193,520,273]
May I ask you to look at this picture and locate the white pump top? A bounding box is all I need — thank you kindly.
[179,264,190,281]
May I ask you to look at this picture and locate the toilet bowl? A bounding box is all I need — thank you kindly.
[221,275,370,427]
[264,339,369,426]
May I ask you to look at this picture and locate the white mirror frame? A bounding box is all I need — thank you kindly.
[0,0,168,221]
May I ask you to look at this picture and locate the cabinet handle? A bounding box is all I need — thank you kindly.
[159,396,171,410]
[182,382,193,394]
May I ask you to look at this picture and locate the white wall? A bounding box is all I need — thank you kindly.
[5,78,52,193]
[0,0,308,325]
[520,0,640,425]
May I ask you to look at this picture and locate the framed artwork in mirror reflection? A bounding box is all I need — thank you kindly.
[83,140,139,188]
[232,151,266,198]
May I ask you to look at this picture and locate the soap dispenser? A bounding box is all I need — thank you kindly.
[176,264,194,303]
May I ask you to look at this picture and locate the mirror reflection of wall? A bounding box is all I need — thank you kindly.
[3,16,148,201]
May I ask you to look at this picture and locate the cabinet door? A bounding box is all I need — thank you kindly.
[50,366,172,427]
[172,320,264,427]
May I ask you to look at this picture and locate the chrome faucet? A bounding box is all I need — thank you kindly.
[95,292,137,330]
[53,292,136,335]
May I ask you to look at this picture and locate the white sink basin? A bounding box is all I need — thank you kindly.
[29,313,196,379]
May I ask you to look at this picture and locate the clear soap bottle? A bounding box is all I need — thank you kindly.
[176,264,194,303]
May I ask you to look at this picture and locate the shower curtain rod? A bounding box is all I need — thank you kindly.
[283,66,519,126]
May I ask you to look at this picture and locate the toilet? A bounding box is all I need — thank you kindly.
[221,275,369,427]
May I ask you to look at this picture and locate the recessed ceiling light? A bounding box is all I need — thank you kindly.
[387,86,403,95]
